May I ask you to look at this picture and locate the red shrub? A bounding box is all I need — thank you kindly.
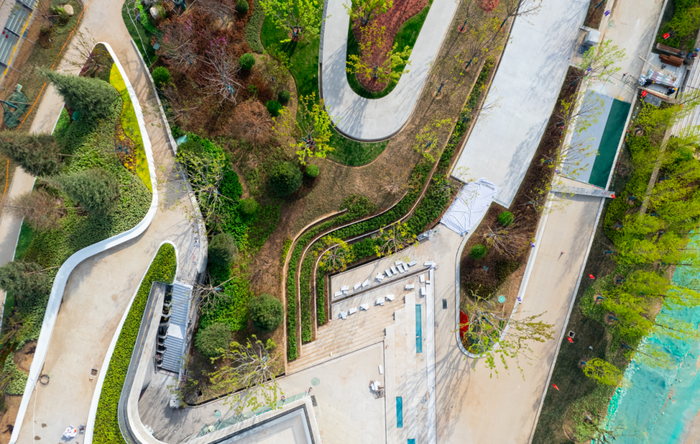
[477,0,499,12]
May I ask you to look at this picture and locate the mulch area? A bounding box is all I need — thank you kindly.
[460,66,584,311]
[352,0,428,92]
[584,0,607,29]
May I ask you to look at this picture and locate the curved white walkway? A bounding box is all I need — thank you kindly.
[320,0,458,141]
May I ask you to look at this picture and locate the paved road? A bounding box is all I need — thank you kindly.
[452,0,588,207]
[320,0,458,140]
[11,3,205,442]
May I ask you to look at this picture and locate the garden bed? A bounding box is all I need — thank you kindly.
[459,66,583,349]
[583,0,607,29]
[656,0,700,52]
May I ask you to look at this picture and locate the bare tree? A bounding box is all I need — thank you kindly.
[162,84,204,130]
[232,100,274,146]
[194,0,236,27]
[4,189,66,231]
[159,17,200,73]
[201,38,242,105]
[485,218,530,259]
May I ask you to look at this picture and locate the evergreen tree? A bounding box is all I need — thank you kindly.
[208,233,238,268]
[39,69,119,119]
[49,168,120,214]
[0,261,51,308]
[0,131,61,176]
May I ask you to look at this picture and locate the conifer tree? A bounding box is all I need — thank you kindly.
[39,69,119,119]
[0,131,61,176]
[48,168,120,214]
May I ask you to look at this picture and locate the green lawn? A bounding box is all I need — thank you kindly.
[346,5,431,99]
[261,18,389,166]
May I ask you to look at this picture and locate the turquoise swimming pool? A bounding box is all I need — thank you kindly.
[416,304,423,353]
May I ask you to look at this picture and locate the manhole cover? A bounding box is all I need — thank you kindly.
[311,377,320,386]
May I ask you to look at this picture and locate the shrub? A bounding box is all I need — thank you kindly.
[236,0,249,13]
[50,168,120,214]
[305,164,320,178]
[470,244,487,260]
[151,66,171,87]
[177,139,204,157]
[249,294,284,332]
[266,100,282,117]
[195,323,232,358]
[220,170,243,200]
[270,161,302,196]
[498,211,514,227]
[239,198,258,215]
[278,89,291,104]
[244,0,264,53]
[239,53,256,70]
[40,69,119,119]
[208,233,238,268]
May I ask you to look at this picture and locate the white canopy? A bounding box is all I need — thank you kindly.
[440,178,498,236]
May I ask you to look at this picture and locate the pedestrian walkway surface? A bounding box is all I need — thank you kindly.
[452,0,588,207]
[320,0,458,140]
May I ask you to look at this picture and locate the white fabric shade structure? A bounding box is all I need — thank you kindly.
[440,178,499,236]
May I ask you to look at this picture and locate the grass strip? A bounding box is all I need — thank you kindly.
[92,243,177,444]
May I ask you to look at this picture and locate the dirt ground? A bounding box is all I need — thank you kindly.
[0,395,20,443]
[13,341,36,373]
[584,0,607,28]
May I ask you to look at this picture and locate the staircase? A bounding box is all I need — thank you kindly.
[157,282,193,374]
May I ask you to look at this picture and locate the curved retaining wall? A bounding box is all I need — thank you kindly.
[9,42,159,444]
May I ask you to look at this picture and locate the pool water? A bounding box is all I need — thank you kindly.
[603,236,700,443]
[416,304,423,353]
[397,396,403,428]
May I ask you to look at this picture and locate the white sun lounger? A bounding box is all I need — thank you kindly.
[394,260,402,266]
[385,269,393,277]
[398,265,406,273]
[424,261,436,267]
[341,285,350,292]
[375,297,385,306]
[420,275,425,283]
[420,287,427,297]
[386,294,395,302]
[426,279,431,285]
[405,284,415,290]
[353,282,362,290]
[362,279,370,288]
[334,291,343,297]
[391,266,398,274]
[376,273,384,282]
[339,311,348,320]
[408,260,417,267]
[349,307,358,315]
[359,304,369,311]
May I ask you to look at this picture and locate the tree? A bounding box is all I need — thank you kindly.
[275,94,334,165]
[200,37,242,105]
[258,0,323,42]
[195,322,232,358]
[460,291,555,378]
[500,0,543,20]
[347,23,411,85]
[4,189,65,231]
[0,131,61,177]
[269,161,303,196]
[469,244,488,260]
[162,84,204,130]
[412,118,453,163]
[233,100,274,146]
[374,222,417,257]
[257,50,292,92]
[196,0,236,27]
[47,168,120,215]
[318,236,355,272]
[239,198,258,215]
[0,261,51,308]
[485,217,530,259]
[208,233,238,268]
[344,0,392,26]
[582,358,623,386]
[159,17,200,73]
[577,39,627,83]
[39,69,118,119]
[249,294,284,332]
[239,53,256,71]
[152,67,171,87]
[207,335,282,416]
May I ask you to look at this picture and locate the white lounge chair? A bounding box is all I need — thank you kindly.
[420,287,427,297]
[359,304,369,311]
[426,279,431,285]
[385,269,393,277]
[341,285,350,292]
[419,275,425,283]
[376,273,384,282]
[386,294,395,302]
[334,291,343,297]
[353,282,362,290]
[349,307,358,315]
[408,260,417,267]
[424,261,435,267]
[394,260,402,266]
[375,297,385,306]
[405,284,415,290]
[391,266,398,274]
[339,311,348,320]
[398,265,406,273]
[362,279,370,288]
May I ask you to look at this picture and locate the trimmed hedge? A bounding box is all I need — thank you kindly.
[93,243,177,443]
[244,0,264,53]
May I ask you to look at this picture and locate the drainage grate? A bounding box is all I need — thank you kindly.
[442,299,447,309]
[311,395,317,407]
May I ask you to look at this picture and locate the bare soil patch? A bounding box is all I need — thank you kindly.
[13,341,35,373]
[0,395,20,444]
[584,0,607,29]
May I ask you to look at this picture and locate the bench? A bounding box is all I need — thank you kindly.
[657,43,683,57]
[659,53,684,68]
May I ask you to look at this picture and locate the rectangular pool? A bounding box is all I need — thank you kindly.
[416,304,422,353]
[397,397,403,428]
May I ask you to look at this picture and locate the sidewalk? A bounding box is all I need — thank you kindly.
[12,2,203,442]
[320,0,458,140]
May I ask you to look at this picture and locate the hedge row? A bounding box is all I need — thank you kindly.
[244,0,265,53]
[93,243,177,444]
[306,60,495,331]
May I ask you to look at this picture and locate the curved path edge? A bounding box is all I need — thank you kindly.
[320,0,459,141]
[10,41,159,444]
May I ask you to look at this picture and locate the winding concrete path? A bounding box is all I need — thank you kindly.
[8,3,205,442]
[320,0,458,141]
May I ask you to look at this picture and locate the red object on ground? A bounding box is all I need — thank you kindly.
[663,33,670,39]
[567,337,574,343]
[477,0,500,12]
[459,310,469,337]
[552,384,560,391]
[611,194,615,198]
[641,90,648,98]
[589,274,595,279]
